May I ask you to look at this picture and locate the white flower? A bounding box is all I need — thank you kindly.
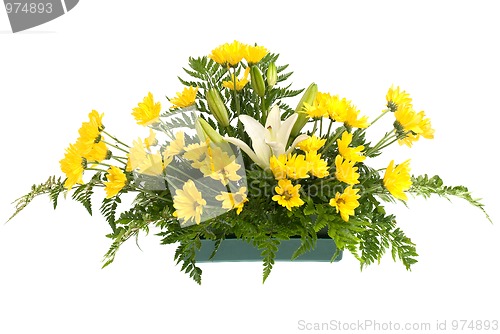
[225,105,308,169]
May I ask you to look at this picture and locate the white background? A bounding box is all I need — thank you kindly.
[1,1,499,333]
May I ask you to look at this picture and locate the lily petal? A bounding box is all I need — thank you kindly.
[266,141,286,157]
[265,105,281,137]
[224,136,268,169]
[285,134,309,154]
[239,115,271,167]
[276,113,298,148]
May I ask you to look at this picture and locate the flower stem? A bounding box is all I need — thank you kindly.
[103,130,130,148]
[103,141,129,154]
[366,109,390,130]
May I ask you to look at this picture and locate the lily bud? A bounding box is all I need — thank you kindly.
[196,118,232,153]
[206,88,230,127]
[266,62,277,88]
[291,83,318,137]
[250,66,266,97]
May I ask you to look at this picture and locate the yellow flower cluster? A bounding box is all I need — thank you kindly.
[387,86,434,147]
[60,110,109,189]
[303,92,369,128]
[269,136,329,211]
[209,40,268,67]
[329,130,368,221]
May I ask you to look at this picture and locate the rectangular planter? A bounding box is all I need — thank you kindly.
[196,238,342,262]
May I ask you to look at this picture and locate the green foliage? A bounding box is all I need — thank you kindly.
[410,174,492,223]
[8,176,65,222]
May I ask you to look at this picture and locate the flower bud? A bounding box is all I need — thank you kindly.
[291,83,318,137]
[206,88,230,127]
[250,66,266,97]
[196,118,232,153]
[266,62,277,88]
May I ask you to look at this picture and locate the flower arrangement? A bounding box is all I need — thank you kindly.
[9,41,491,284]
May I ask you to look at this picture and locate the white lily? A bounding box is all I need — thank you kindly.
[225,105,309,169]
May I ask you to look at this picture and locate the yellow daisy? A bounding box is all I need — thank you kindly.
[209,40,246,67]
[394,104,423,135]
[337,131,366,163]
[144,129,158,150]
[173,180,207,225]
[296,135,326,153]
[222,67,250,91]
[329,186,361,222]
[386,85,412,112]
[305,152,329,178]
[128,138,164,176]
[334,155,360,185]
[132,92,161,126]
[272,179,304,211]
[183,141,208,168]
[104,166,127,198]
[216,187,249,215]
[197,145,242,185]
[163,131,186,165]
[284,154,310,180]
[397,110,435,147]
[169,86,198,109]
[84,139,108,163]
[60,143,85,189]
[269,154,288,180]
[88,109,104,132]
[244,44,268,64]
[383,159,412,201]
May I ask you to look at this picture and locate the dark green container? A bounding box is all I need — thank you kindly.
[196,237,342,262]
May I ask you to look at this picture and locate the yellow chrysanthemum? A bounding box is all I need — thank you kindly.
[394,104,423,135]
[84,139,108,163]
[337,131,366,163]
[125,154,133,172]
[302,92,332,118]
[329,186,361,222]
[104,166,127,198]
[284,154,310,180]
[269,154,310,180]
[386,85,412,112]
[77,121,101,155]
[197,145,242,185]
[132,92,161,126]
[272,179,304,211]
[60,143,85,189]
[269,154,288,180]
[209,40,246,67]
[169,86,198,109]
[216,187,249,215]
[334,155,360,185]
[244,44,268,64]
[173,180,207,225]
[305,152,329,178]
[383,159,412,201]
[129,138,164,176]
[163,131,186,165]
[183,142,208,167]
[222,67,250,91]
[88,109,104,132]
[397,110,435,147]
[296,135,326,153]
[144,129,158,150]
